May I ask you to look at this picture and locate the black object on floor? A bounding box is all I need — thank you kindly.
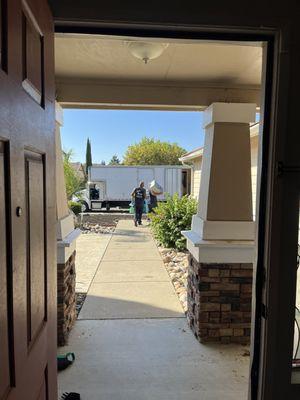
[61,393,81,400]
[57,353,75,371]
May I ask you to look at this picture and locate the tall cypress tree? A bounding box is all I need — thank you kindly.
[85,138,92,176]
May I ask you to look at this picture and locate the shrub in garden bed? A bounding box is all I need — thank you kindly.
[149,194,197,250]
[68,201,82,215]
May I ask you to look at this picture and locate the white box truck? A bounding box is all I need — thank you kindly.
[73,165,191,212]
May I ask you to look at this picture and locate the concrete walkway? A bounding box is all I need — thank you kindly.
[59,220,249,400]
[75,233,111,293]
[79,220,183,320]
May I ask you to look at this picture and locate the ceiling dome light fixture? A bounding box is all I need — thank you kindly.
[126,41,169,64]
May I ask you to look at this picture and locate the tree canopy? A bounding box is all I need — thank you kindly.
[123,137,186,165]
[85,138,92,174]
[109,154,121,165]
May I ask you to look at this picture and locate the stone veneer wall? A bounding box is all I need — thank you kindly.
[57,250,77,346]
[187,254,252,344]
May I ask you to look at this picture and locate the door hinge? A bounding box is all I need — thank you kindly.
[261,303,268,319]
[277,161,300,177]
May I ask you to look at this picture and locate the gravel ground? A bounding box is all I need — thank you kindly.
[80,222,116,235]
[76,293,87,317]
[74,212,133,234]
[157,246,189,313]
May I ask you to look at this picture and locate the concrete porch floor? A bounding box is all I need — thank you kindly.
[58,220,250,400]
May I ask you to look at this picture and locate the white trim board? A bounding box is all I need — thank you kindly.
[191,215,255,241]
[182,230,255,263]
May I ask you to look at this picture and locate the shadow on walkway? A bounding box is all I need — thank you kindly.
[59,296,249,400]
[58,220,249,400]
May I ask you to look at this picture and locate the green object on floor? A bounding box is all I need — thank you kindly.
[129,202,135,214]
[57,352,75,371]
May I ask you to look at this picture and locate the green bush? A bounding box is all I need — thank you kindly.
[63,149,85,200]
[149,194,197,250]
[68,201,82,215]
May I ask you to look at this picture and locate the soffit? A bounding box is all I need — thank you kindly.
[55,35,262,87]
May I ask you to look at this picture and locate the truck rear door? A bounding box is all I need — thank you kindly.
[165,168,182,197]
[137,168,155,189]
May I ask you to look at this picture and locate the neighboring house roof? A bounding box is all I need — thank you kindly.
[179,147,203,163]
[179,122,260,163]
[71,162,86,179]
[71,162,83,172]
[71,162,108,179]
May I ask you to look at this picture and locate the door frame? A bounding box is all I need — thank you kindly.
[54,22,299,399]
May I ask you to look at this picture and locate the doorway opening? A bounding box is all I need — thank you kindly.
[2,1,300,399]
[54,31,267,400]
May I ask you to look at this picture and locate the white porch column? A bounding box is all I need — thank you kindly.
[55,102,81,346]
[182,102,256,344]
[55,102,80,263]
[55,102,69,224]
[183,102,256,263]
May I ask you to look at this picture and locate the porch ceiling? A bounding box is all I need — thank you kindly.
[55,34,263,109]
[55,34,262,85]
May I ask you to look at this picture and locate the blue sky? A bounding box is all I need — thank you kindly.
[60,109,205,164]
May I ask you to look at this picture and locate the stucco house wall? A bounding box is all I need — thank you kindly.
[191,158,202,199]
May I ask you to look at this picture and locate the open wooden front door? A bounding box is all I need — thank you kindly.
[0,0,57,399]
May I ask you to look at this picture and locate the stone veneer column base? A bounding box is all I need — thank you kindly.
[187,254,252,344]
[57,250,77,346]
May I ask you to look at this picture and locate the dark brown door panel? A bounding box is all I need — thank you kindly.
[22,3,44,105]
[36,371,48,400]
[0,0,56,399]
[0,141,13,400]
[0,0,8,72]
[25,153,46,346]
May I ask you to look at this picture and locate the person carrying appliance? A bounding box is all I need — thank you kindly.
[148,189,158,214]
[148,180,163,212]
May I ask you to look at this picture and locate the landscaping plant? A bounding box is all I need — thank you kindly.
[149,194,197,250]
[68,201,82,215]
[63,149,85,199]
